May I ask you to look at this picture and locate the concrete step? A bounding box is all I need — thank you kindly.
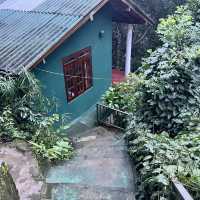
[74,127,123,147]
[75,143,128,160]
[45,126,135,200]
[46,183,135,200]
[72,126,122,140]
[46,157,134,190]
[76,136,124,148]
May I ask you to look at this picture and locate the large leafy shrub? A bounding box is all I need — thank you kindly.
[30,114,73,161]
[138,3,200,134]
[0,71,73,161]
[128,122,200,200]
[105,2,200,135]
[112,1,186,69]
[104,0,200,199]
[103,74,145,112]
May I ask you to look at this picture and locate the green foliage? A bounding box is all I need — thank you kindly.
[112,0,186,69]
[139,47,200,134]
[0,71,73,162]
[0,107,19,140]
[103,74,145,112]
[157,6,193,46]
[30,115,73,161]
[104,0,200,199]
[30,140,73,162]
[137,1,200,134]
[128,122,200,200]
[187,0,200,21]
[106,2,200,135]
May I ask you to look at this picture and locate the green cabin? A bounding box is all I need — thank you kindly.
[0,0,152,124]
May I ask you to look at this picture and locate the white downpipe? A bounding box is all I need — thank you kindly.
[125,24,133,77]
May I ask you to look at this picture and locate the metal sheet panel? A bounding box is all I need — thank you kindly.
[0,0,46,10]
[0,0,152,73]
[0,10,82,72]
[0,0,104,73]
[34,0,103,16]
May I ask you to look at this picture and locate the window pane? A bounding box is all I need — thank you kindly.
[63,47,92,102]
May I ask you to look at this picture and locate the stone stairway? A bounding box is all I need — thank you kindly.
[44,127,135,200]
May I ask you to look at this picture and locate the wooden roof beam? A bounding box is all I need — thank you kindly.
[110,0,154,25]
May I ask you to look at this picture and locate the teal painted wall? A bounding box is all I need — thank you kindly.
[33,6,112,121]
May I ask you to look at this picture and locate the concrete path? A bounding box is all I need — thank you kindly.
[45,127,135,200]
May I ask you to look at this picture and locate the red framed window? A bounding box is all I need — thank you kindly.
[63,47,93,102]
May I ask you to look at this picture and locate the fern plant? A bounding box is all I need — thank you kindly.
[0,71,73,162]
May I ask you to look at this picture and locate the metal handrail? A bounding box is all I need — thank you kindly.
[96,103,131,131]
[172,178,194,200]
[97,103,130,115]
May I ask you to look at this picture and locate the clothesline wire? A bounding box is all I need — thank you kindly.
[35,67,125,81]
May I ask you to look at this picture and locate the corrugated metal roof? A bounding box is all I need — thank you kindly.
[34,0,102,16]
[0,0,103,73]
[0,0,152,73]
[0,0,46,11]
[0,10,82,72]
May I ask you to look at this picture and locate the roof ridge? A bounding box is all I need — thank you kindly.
[0,8,83,17]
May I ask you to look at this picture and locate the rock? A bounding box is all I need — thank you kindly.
[14,139,30,153]
[0,143,45,200]
[30,166,40,178]
[0,161,19,200]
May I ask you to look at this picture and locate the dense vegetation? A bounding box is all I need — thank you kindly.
[105,0,200,199]
[0,71,73,162]
[113,0,186,69]
[128,123,200,199]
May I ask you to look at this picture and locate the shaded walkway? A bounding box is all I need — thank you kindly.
[45,127,135,200]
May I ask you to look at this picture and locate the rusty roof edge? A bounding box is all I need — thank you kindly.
[22,0,153,73]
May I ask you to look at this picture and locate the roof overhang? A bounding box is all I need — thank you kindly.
[110,0,154,25]
[28,0,153,71]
